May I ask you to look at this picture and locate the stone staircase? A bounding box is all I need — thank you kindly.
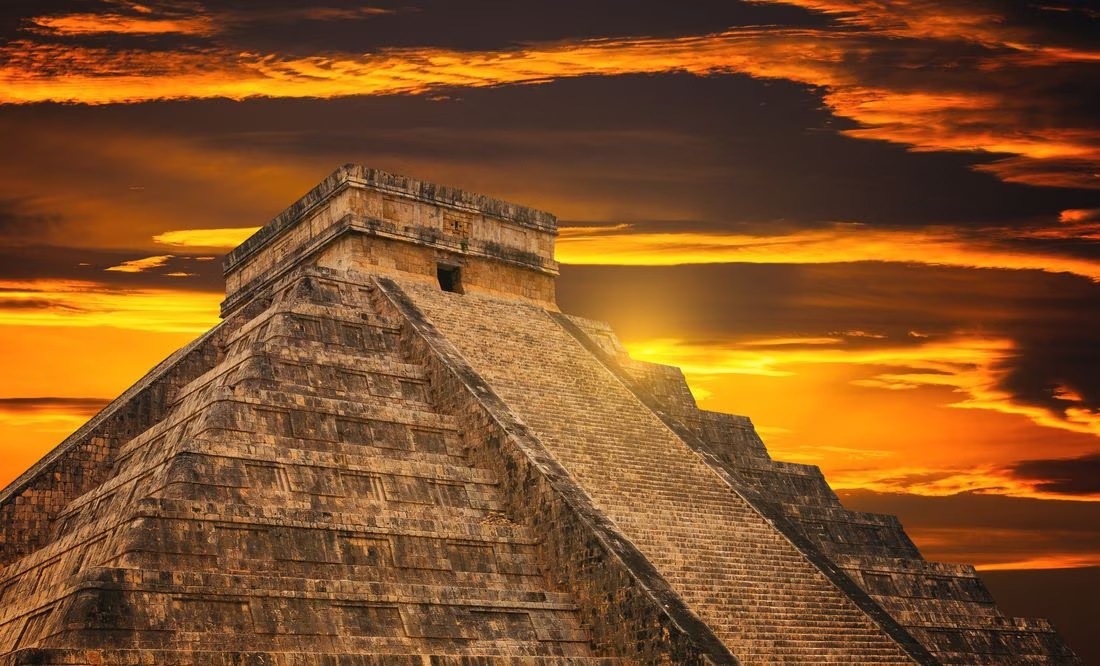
[395,277,919,665]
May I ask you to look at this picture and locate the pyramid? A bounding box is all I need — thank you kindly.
[0,165,1079,664]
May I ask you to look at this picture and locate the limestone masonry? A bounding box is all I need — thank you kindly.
[0,165,1080,664]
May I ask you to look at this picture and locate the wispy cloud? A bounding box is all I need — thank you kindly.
[624,333,1100,441]
[0,396,109,427]
[0,279,220,333]
[3,4,1096,189]
[29,13,217,36]
[909,526,1100,570]
[27,4,400,37]
[1060,208,1100,224]
[555,224,1100,281]
[753,0,1100,62]
[104,254,174,273]
[149,220,1100,281]
[153,228,258,248]
[827,464,1100,502]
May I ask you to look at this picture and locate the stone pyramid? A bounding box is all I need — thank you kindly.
[0,165,1079,664]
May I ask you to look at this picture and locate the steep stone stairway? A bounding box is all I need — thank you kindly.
[0,271,612,664]
[395,278,920,665]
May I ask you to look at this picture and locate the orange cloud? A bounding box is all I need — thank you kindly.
[3,6,1096,189]
[555,224,1100,281]
[624,333,1100,440]
[154,228,260,248]
[0,30,839,104]
[1060,208,1100,224]
[0,29,852,105]
[104,254,174,273]
[147,220,1100,282]
[30,13,217,36]
[0,279,221,333]
[974,554,1100,571]
[905,526,1100,570]
[752,0,1100,62]
[27,4,398,37]
[827,464,1100,502]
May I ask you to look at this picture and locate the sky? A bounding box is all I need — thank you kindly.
[0,0,1098,658]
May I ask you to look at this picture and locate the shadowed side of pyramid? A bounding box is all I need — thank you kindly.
[0,165,1081,664]
[0,273,609,662]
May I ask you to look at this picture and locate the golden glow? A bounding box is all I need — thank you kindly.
[903,526,1100,570]
[154,228,260,249]
[555,225,1100,281]
[0,323,200,487]
[0,279,221,333]
[624,333,1100,449]
[104,254,174,273]
[153,221,1100,282]
[975,555,1100,571]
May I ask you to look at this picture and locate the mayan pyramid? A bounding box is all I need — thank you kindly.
[0,165,1079,664]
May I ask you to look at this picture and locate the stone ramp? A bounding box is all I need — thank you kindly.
[394,279,920,665]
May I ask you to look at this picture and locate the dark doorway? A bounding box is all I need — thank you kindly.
[437,264,463,293]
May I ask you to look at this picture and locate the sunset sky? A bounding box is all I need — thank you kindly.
[1,0,1098,658]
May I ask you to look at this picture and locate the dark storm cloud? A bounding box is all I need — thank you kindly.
[1005,453,1100,495]
[991,272,1100,415]
[7,75,1097,231]
[2,1,1095,192]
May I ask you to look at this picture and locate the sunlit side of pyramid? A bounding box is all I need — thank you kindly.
[0,165,1079,665]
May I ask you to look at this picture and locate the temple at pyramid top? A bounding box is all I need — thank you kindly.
[222,165,560,316]
[0,166,1080,664]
